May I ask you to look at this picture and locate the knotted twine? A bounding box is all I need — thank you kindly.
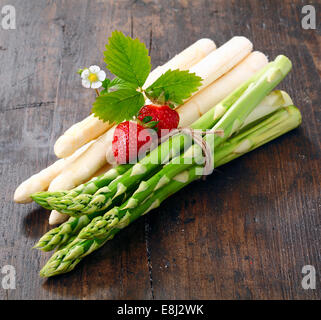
[159,128,224,176]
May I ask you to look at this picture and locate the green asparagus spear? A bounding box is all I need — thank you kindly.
[32,56,291,217]
[30,191,67,210]
[31,164,132,210]
[40,105,302,277]
[33,214,96,251]
[31,165,131,210]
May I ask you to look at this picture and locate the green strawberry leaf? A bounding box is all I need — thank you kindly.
[101,77,136,96]
[145,69,203,106]
[92,89,145,123]
[104,30,151,87]
[108,77,137,91]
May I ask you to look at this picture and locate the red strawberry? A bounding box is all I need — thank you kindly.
[112,121,157,164]
[137,104,180,137]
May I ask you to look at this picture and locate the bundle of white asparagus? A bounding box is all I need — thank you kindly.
[14,36,269,225]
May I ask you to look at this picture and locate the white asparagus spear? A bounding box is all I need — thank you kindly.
[177,51,268,127]
[54,114,111,159]
[54,39,216,159]
[189,36,253,92]
[13,141,94,203]
[49,210,67,225]
[14,160,67,204]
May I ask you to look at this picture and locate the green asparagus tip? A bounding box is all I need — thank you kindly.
[39,267,54,278]
[33,244,51,252]
[31,191,67,209]
[40,257,80,278]
[39,256,63,277]
[30,197,51,210]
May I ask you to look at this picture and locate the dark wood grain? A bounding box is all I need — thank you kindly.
[0,0,320,299]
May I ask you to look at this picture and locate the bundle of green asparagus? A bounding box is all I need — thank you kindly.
[14,31,302,277]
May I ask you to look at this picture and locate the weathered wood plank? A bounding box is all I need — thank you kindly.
[0,0,320,299]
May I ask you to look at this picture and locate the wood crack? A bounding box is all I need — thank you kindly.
[144,221,155,300]
[149,28,153,56]
[1,101,55,112]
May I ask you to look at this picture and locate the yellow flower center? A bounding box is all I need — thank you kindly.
[88,73,98,83]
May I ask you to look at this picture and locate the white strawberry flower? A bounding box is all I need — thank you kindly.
[81,65,106,89]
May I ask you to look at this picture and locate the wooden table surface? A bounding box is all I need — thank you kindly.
[0,0,320,300]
